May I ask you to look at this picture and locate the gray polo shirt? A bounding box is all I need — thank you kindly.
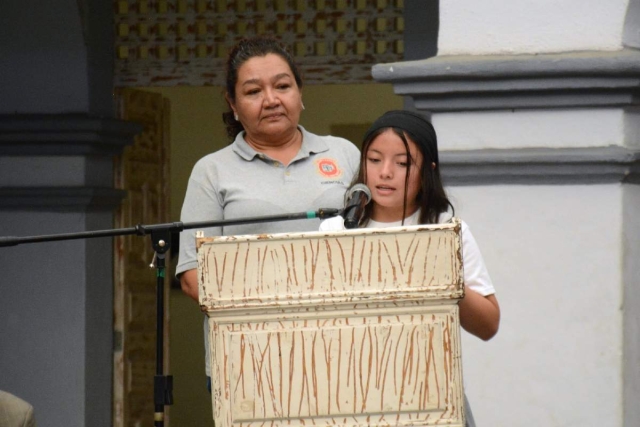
[177,125,360,276]
[177,126,360,376]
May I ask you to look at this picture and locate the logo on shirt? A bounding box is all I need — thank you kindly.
[315,158,343,179]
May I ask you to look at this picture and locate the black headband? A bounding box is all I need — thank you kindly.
[363,110,439,164]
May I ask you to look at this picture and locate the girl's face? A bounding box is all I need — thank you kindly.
[365,129,423,222]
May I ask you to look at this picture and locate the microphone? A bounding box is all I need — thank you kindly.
[342,184,372,229]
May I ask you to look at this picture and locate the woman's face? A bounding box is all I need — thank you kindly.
[365,129,423,222]
[230,53,303,144]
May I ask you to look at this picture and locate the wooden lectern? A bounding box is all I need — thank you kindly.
[197,219,466,427]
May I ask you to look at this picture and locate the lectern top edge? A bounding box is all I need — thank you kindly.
[195,216,462,248]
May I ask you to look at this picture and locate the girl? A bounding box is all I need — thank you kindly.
[319,110,500,426]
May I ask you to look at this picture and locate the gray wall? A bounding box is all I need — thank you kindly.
[376,2,640,423]
[0,1,137,426]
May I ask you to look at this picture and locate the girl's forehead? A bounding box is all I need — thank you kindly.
[368,129,419,154]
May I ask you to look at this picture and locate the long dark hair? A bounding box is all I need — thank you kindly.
[353,111,454,226]
[222,36,303,139]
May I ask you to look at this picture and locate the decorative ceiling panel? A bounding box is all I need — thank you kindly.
[114,0,404,86]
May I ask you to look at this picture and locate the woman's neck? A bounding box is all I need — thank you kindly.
[245,128,302,165]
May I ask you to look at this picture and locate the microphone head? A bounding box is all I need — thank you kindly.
[343,184,372,229]
[345,183,372,204]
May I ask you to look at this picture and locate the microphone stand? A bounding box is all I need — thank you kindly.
[0,208,340,427]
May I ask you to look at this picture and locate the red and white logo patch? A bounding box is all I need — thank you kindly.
[315,158,342,178]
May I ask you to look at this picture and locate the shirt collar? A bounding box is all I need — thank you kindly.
[231,125,330,161]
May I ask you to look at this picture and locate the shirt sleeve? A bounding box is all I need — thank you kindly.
[461,220,496,296]
[176,158,224,276]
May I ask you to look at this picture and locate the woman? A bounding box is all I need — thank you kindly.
[176,36,360,384]
[320,110,500,425]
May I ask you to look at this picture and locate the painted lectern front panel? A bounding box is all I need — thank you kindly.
[197,220,465,427]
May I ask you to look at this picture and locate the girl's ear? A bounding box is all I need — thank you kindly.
[431,162,437,170]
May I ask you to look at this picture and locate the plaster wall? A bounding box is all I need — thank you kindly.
[396,1,640,426]
[446,184,624,426]
[622,185,640,426]
[439,0,629,55]
[0,0,91,114]
[0,210,114,427]
[623,0,640,48]
[433,108,637,150]
[0,156,114,187]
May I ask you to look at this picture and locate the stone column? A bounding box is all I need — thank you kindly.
[0,2,140,427]
[374,1,640,425]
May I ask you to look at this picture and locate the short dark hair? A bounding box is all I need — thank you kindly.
[222,36,303,139]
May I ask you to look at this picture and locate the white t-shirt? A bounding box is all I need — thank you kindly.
[319,211,496,297]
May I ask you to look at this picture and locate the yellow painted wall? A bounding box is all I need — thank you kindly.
[141,83,403,426]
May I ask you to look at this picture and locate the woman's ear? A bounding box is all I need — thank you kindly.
[225,93,239,120]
